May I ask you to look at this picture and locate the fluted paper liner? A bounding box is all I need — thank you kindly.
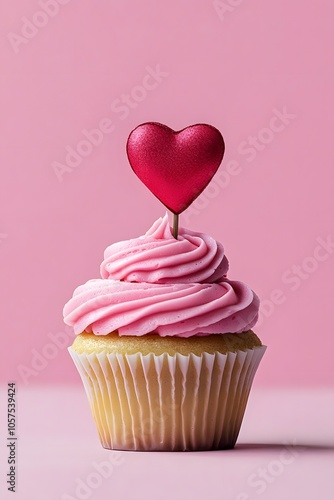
[69,345,266,451]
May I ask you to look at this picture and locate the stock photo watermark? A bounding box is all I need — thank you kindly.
[61,453,125,500]
[17,326,73,385]
[7,0,72,54]
[257,235,334,326]
[213,0,247,21]
[51,64,169,182]
[6,382,17,493]
[233,440,302,499]
[184,106,296,225]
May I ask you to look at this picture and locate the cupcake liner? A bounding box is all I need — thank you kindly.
[69,345,266,451]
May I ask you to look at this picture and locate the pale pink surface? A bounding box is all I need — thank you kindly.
[63,215,258,336]
[1,0,334,385]
[0,386,333,500]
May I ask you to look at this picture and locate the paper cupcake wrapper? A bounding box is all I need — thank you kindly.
[69,345,266,451]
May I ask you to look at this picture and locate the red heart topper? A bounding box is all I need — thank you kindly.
[126,122,225,214]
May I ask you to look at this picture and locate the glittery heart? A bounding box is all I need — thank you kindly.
[126,122,225,214]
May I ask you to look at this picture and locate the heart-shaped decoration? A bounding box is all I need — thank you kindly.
[126,122,225,214]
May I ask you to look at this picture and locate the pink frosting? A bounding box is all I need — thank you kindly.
[63,214,259,337]
[100,214,228,283]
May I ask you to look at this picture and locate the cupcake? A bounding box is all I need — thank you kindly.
[63,214,266,451]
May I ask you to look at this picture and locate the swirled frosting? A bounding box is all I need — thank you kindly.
[100,214,228,283]
[63,214,259,337]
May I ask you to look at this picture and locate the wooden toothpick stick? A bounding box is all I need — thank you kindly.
[172,213,179,239]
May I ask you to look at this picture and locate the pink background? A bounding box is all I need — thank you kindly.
[1,3,334,500]
[1,0,334,388]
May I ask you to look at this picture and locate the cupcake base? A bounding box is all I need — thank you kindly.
[69,336,266,451]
